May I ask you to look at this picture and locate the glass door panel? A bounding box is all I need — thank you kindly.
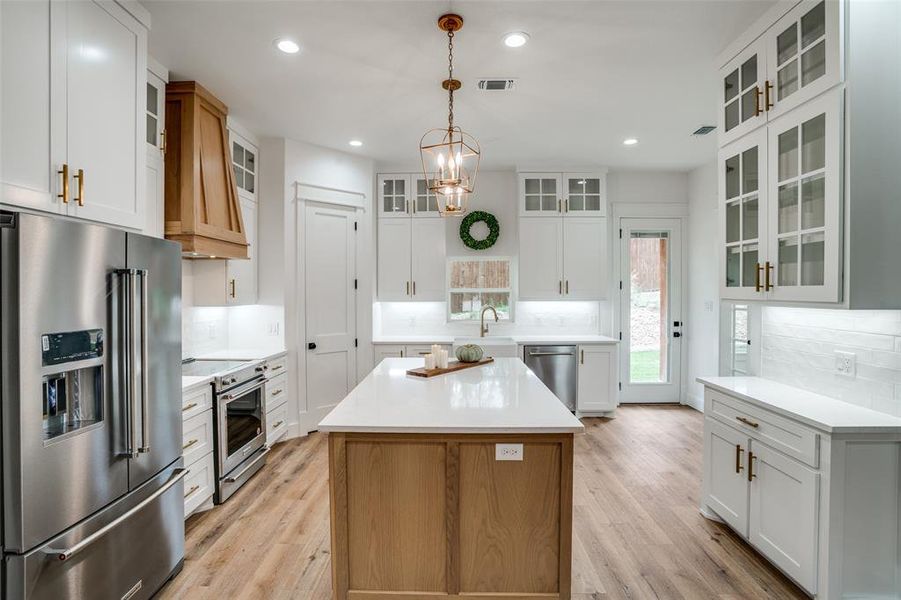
[720,128,768,300]
[520,173,562,216]
[767,88,840,302]
[766,0,840,120]
[412,176,440,216]
[719,38,767,146]
[377,175,409,217]
[563,174,605,215]
[620,218,682,403]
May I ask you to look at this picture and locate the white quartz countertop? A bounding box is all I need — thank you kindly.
[194,347,286,361]
[318,357,585,434]
[372,335,618,345]
[698,376,901,434]
[182,375,213,391]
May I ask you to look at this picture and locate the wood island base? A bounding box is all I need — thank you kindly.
[328,432,574,600]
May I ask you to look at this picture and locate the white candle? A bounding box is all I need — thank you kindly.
[424,354,436,370]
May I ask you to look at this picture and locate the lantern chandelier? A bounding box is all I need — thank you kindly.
[419,13,481,217]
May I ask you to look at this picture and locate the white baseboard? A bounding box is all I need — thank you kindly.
[682,392,704,412]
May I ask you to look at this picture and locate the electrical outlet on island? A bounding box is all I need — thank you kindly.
[495,443,523,461]
[835,350,856,378]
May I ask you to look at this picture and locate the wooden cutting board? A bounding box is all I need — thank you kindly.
[406,357,494,378]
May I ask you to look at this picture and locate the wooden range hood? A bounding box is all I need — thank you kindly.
[165,81,248,259]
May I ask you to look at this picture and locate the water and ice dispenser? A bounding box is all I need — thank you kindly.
[41,329,104,441]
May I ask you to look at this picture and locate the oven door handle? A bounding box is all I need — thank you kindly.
[224,447,270,482]
[47,468,189,562]
[219,378,266,403]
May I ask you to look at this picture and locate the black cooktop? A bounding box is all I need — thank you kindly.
[181,359,250,378]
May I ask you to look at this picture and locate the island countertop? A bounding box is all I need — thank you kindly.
[318,357,584,434]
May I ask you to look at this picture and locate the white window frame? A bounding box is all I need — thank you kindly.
[729,303,751,375]
[446,256,516,322]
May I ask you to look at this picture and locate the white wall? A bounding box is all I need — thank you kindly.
[685,160,720,410]
[608,171,689,204]
[761,307,901,417]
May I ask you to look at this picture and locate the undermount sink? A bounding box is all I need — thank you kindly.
[452,336,519,358]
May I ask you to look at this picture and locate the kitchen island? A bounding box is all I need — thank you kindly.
[319,357,584,600]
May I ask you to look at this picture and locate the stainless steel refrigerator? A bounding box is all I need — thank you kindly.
[0,211,185,599]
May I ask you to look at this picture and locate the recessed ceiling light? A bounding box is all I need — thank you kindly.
[503,32,530,48]
[623,138,639,146]
[275,38,300,54]
[348,140,363,147]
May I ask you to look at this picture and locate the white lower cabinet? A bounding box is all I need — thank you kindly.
[263,354,290,446]
[266,400,289,447]
[182,384,215,518]
[701,381,901,598]
[576,345,617,414]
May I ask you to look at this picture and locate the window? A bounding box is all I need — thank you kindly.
[730,304,750,375]
[447,258,512,321]
[231,137,256,195]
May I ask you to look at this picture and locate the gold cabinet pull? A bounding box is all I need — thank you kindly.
[565,280,569,295]
[580,349,585,365]
[272,420,284,429]
[73,169,85,206]
[160,129,167,156]
[748,451,757,482]
[735,444,744,473]
[754,263,763,292]
[559,280,563,295]
[412,281,416,295]
[557,199,562,213]
[764,261,774,291]
[181,402,199,413]
[564,198,569,213]
[406,281,410,296]
[764,81,774,111]
[58,164,70,204]
[229,279,236,298]
[270,364,284,372]
[182,438,199,451]
[271,388,283,396]
[184,484,200,499]
[754,87,763,117]
[736,416,759,428]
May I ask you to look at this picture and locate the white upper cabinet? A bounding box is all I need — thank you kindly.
[519,172,607,217]
[377,174,410,218]
[410,218,446,300]
[519,216,607,300]
[144,62,167,238]
[765,0,841,121]
[720,128,768,300]
[719,0,841,148]
[193,196,258,306]
[766,88,841,303]
[411,175,441,217]
[0,0,147,230]
[230,131,257,201]
[64,0,146,229]
[377,218,413,301]
[719,38,768,147]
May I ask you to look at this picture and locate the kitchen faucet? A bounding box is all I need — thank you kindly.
[480,305,499,337]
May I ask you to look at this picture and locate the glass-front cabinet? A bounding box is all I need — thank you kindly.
[720,129,768,300]
[766,88,840,303]
[765,0,840,121]
[719,38,768,147]
[519,172,606,217]
[412,175,441,217]
[377,174,410,217]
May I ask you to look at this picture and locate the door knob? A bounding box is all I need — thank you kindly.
[673,332,682,338]
[308,342,317,350]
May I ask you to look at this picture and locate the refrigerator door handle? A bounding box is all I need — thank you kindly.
[137,269,150,453]
[46,468,188,562]
[115,269,139,458]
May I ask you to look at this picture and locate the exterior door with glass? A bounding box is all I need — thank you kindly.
[619,218,682,403]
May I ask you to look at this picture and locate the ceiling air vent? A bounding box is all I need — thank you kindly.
[692,125,716,136]
[477,78,517,92]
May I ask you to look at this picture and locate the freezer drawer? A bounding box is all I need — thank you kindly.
[5,463,186,600]
[523,345,578,410]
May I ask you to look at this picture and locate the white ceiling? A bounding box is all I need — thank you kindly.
[145,0,775,171]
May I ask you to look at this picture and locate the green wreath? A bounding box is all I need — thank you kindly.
[459,211,500,250]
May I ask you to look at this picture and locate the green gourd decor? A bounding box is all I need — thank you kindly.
[455,344,484,363]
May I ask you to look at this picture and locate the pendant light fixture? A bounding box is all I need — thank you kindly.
[419,13,481,217]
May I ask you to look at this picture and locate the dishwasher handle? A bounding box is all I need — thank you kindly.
[528,351,575,357]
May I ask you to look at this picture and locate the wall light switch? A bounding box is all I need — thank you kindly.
[496,443,523,461]
[835,350,856,377]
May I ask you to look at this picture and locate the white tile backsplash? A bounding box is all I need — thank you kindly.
[761,307,901,416]
[376,301,607,338]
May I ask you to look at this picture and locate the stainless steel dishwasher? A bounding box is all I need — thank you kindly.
[523,345,578,410]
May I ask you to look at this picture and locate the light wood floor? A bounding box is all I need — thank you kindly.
[158,406,808,599]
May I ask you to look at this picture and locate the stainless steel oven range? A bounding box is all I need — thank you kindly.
[181,359,269,503]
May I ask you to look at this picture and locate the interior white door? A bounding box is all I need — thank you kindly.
[305,203,357,428]
[563,217,607,299]
[748,440,819,592]
[410,218,446,300]
[518,217,563,300]
[704,419,750,537]
[66,0,144,229]
[377,218,412,300]
[619,218,683,403]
